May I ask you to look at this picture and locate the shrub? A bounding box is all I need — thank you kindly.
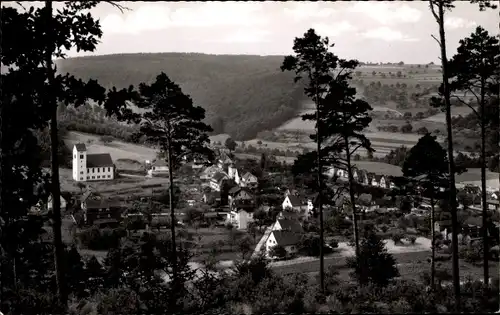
[329,239,339,249]
[298,234,334,257]
[269,245,288,259]
[406,235,417,245]
[346,232,399,287]
[380,225,389,233]
[391,233,403,245]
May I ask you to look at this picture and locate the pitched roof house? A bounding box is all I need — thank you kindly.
[357,170,369,185]
[228,187,254,210]
[240,172,258,188]
[210,172,229,191]
[265,230,301,257]
[272,219,303,233]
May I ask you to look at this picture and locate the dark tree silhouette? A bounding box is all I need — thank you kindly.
[448,26,499,285]
[3,2,124,305]
[402,133,450,289]
[281,29,365,294]
[346,232,399,287]
[320,72,374,258]
[281,29,330,294]
[429,1,497,306]
[225,137,237,153]
[130,72,213,308]
[428,1,462,306]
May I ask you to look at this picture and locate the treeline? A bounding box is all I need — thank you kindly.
[57,53,306,140]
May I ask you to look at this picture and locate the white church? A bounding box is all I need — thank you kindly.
[72,143,115,182]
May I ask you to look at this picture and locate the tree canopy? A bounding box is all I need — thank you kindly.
[56,53,306,140]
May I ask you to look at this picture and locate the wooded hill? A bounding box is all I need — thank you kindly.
[56,53,306,140]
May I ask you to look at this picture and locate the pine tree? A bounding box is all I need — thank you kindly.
[346,232,399,287]
[131,72,214,309]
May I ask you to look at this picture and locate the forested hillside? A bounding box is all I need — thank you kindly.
[56,53,306,140]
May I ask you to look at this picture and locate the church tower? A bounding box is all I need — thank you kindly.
[73,143,87,182]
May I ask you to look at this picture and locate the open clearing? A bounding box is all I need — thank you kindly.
[424,106,475,123]
[65,131,157,162]
[58,167,169,196]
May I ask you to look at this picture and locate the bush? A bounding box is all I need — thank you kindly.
[406,235,417,245]
[391,233,403,245]
[269,245,288,259]
[346,232,399,287]
[329,239,339,249]
[298,234,334,257]
[77,227,122,250]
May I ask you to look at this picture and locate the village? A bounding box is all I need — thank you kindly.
[32,141,500,264]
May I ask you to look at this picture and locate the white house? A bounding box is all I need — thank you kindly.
[228,208,254,229]
[200,165,220,181]
[228,164,241,185]
[272,219,304,233]
[72,143,114,182]
[265,230,300,257]
[146,160,169,177]
[240,172,258,189]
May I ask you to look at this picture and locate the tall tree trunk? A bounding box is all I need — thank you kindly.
[430,192,436,290]
[316,103,325,296]
[345,136,360,257]
[435,2,461,309]
[167,136,178,310]
[45,0,67,306]
[480,79,489,286]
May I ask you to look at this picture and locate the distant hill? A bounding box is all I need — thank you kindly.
[56,53,306,140]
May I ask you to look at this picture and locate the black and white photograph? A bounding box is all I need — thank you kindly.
[1,1,499,314]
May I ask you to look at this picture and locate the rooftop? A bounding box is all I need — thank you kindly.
[74,143,87,152]
[87,153,114,167]
[272,230,301,247]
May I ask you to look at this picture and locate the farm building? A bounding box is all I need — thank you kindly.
[72,143,115,182]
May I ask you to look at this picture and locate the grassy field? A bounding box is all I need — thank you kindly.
[274,249,498,285]
[58,167,169,196]
[424,106,475,123]
[64,131,157,162]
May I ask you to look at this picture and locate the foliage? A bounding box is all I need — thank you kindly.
[406,235,417,245]
[298,234,334,257]
[57,53,305,140]
[269,245,288,259]
[77,227,123,251]
[225,137,237,152]
[346,232,399,287]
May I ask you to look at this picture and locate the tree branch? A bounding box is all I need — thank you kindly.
[429,1,440,21]
[431,34,442,47]
[349,143,363,156]
[103,1,131,14]
[450,95,480,118]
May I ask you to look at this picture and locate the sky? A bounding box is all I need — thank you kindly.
[4,1,499,64]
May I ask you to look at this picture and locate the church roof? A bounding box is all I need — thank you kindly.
[75,143,87,151]
[87,153,114,167]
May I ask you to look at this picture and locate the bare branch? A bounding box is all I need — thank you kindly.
[349,143,363,156]
[103,1,131,14]
[450,95,480,118]
[431,34,442,47]
[15,2,27,10]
